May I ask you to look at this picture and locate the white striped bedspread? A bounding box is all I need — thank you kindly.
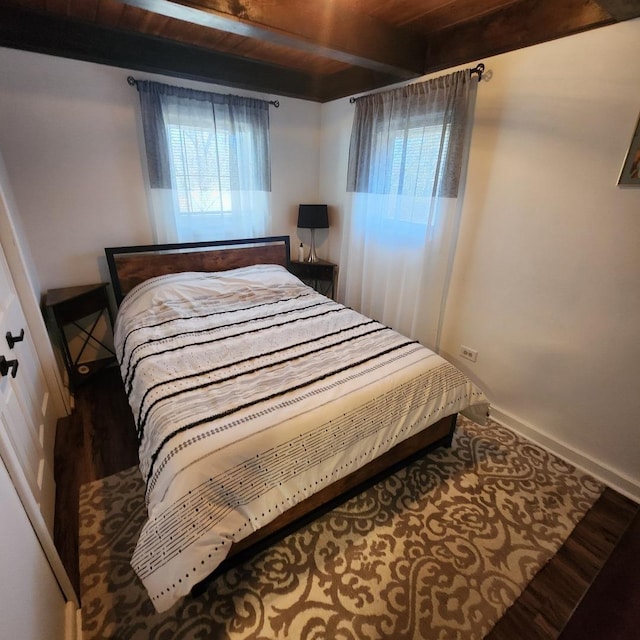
[114,264,489,612]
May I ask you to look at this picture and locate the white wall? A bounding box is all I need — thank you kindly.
[320,20,640,500]
[0,48,322,296]
[319,97,352,264]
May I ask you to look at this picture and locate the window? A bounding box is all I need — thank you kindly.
[167,125,233,215]
[135,80,271,243]
[341,70,478,350]
[384,123,451,224]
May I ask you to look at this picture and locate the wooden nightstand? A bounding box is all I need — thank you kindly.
[44,283,116,388]
[289,260,337,299]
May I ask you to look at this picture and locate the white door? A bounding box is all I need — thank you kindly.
[0,239,56,534]
[0,456,67,640]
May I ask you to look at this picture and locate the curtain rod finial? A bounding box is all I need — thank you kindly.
[127,76,137,87]
[470,63,485,80]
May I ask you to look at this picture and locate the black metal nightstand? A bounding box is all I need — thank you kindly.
[44,283,116,388]
[289,260,337,299]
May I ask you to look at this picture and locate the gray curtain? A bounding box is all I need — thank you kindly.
[136,80,271,190]
[339,69,478,350]
[347,70,473,198]
[134,80,272,243]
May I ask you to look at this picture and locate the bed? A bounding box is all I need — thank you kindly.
[105,235,489,613]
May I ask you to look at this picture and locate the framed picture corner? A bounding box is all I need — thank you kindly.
[617,112,640,187]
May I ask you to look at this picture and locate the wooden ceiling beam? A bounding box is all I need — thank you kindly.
[591,0,640,20]
[120,0,426,78]
[318,66,406,103]
[424,0,616,74]
[0,6,323,101]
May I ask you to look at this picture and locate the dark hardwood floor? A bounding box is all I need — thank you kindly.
[54,367,639,637]
[53,366,138,596]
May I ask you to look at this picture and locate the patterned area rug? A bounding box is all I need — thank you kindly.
[79,417,603,640]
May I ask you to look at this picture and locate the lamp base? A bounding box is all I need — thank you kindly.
[306,229,320,262]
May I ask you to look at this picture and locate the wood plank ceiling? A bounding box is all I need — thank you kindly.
[0,0,639,102]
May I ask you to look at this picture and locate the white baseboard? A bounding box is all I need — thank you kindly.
[489,405,640,504]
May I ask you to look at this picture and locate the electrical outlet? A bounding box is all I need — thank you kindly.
[460,345,478,362]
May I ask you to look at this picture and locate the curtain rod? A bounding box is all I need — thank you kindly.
[126,76,280,108]
[349,63,485,104]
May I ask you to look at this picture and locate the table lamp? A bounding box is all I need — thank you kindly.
[297,204,329,263]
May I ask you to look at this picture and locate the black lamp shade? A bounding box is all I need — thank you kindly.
[297,204,329,229]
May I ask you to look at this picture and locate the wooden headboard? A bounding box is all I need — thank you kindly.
[105,236,291,305]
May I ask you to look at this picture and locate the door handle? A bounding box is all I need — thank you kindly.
[6,329,25,349]
[0,355,19,378]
